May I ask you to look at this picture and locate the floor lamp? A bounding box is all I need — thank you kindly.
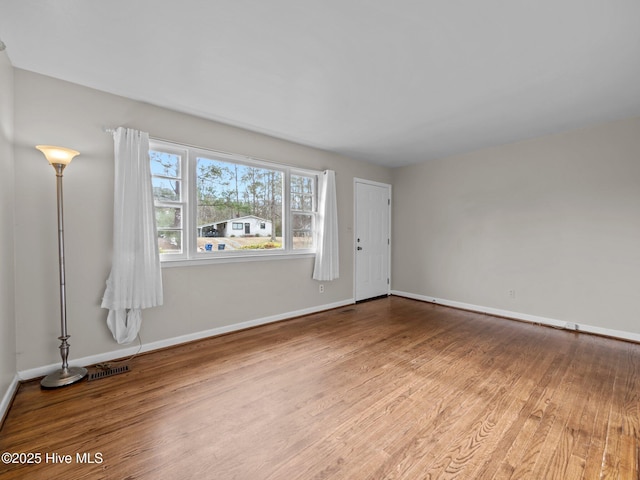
[36,145,88,389]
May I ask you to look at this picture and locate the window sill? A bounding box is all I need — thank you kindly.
[160,251,316,268]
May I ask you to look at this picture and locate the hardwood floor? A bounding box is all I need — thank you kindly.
[1,296,639,479]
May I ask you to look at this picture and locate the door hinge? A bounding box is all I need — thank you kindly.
[387,278,390,285]
[388,198,391,205]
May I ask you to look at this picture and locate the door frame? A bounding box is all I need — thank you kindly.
[353,178,392,302]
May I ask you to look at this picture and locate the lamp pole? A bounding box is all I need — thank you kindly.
[36,145,87,389]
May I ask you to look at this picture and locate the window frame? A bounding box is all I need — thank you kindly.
[290,173,318,251]
[149,144,188,257]
[149,139,321,266]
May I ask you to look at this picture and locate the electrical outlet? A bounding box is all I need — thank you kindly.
[319,284,325,294]
[508,289,516,299]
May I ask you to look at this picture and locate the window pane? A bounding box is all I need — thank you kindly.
[292,213,314,250]
[150,147,184,258]
[155,207,182,228]
[158,230,182,254]
[152,177,181,201]
[291,175,314,211]
[196,157,284,251]
[150,151,180,178]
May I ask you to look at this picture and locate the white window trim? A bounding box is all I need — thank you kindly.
[150,139,321,266]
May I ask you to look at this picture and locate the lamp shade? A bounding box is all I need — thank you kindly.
[36,145,80,165]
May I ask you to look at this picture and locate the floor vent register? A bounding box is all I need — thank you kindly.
[87,365,130,381]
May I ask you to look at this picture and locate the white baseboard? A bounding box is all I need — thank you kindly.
[17,298,355,382]
[1,374,19,425]
[391,290,640,343]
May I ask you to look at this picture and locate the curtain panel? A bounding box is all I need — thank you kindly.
[101,127,163,344]
[313,170,339,281]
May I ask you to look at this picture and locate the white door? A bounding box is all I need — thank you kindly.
[355,180,391,302]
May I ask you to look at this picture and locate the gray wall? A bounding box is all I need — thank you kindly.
[0,51,16,397]
[13,69,391,372]
[392,117,640,335]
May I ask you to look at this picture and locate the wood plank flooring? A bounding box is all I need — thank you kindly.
[1,296,638,479]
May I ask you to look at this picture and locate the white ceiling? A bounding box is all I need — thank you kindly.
[1,1,639,167]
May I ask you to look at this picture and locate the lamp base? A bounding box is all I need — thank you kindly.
[40,366,88,389]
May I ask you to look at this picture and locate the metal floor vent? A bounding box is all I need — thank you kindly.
[88,365,130,381]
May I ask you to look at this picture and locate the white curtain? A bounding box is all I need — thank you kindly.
[101,127,163,344]
[313,170,339,281]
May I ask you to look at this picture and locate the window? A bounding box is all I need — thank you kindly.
[291,174,316,250]
[150,139,319,262]
[150,148,185,255]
